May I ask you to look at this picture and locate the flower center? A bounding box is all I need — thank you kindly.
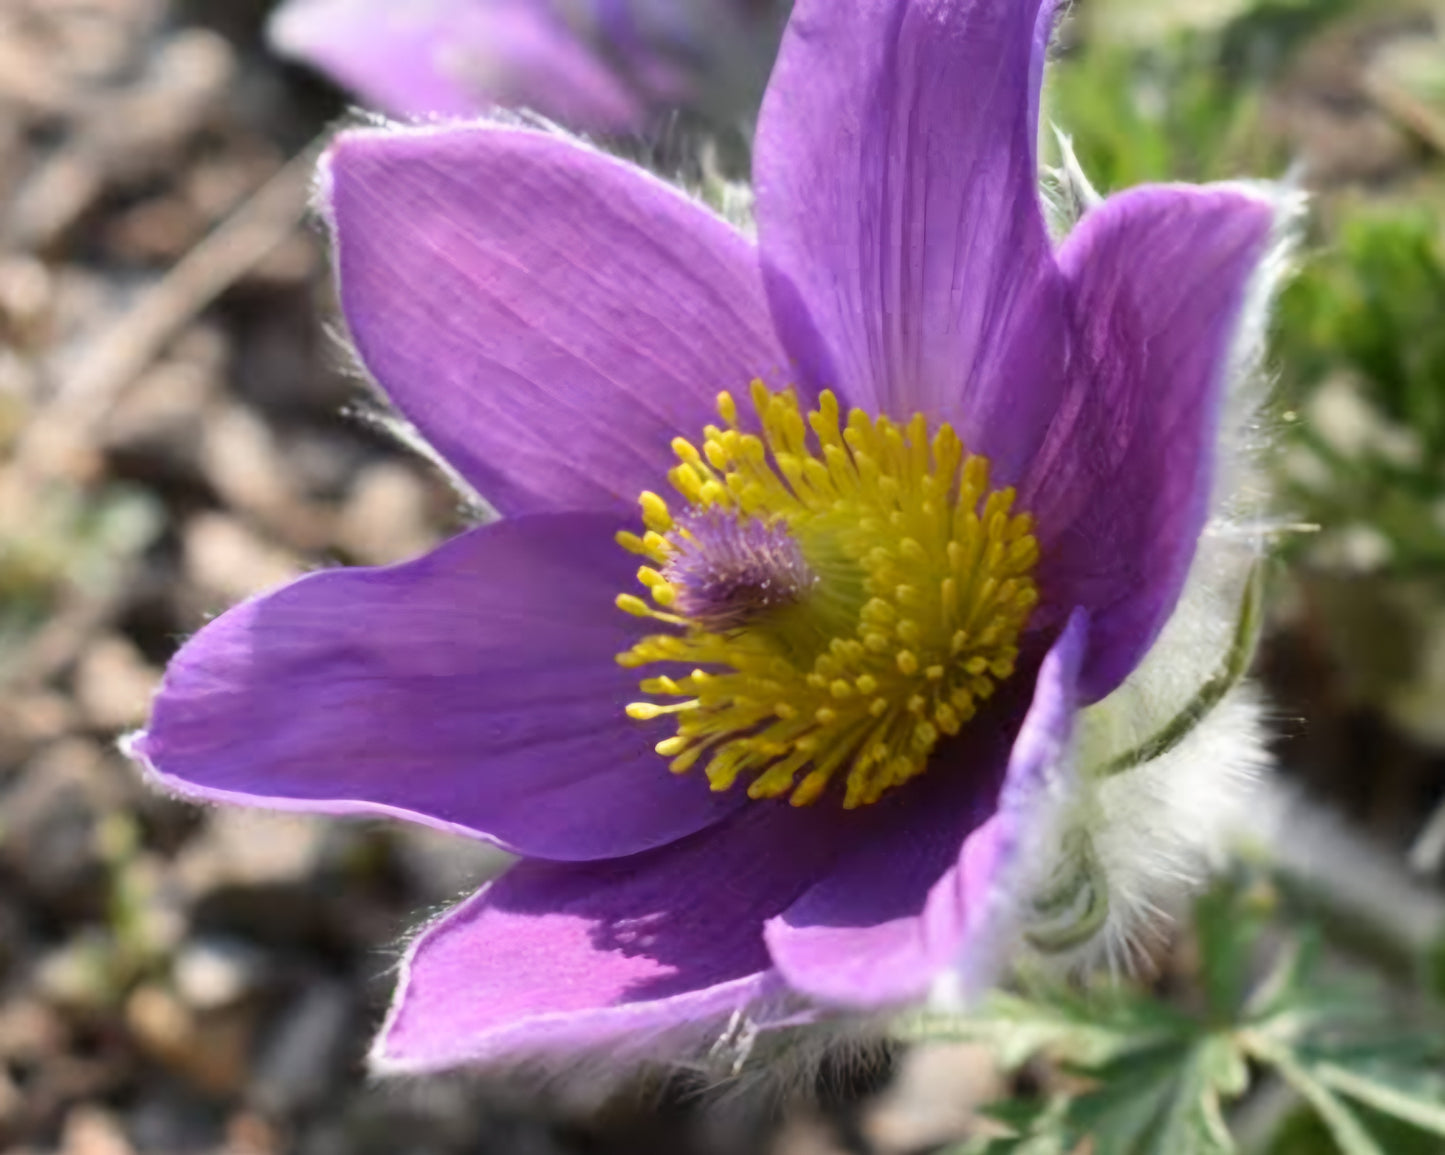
[615,383,1040,810]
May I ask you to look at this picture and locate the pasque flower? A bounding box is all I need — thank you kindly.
[268,0,788,132]
[133,0,1285,1071]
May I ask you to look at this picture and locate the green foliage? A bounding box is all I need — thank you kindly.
[1267,1106,1445,1155]
[991,0,1445,1147]
[0,482,160,659]
[1274,209,1445,574]
[906,877,1445,1154]
[1278,209,1445,448]
[1044,0,1351,191]
[1047,39,1274,190]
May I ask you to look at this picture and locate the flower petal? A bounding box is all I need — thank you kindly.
[270,0,647,129]
[270,0,490,119]
[373,802,848,1071]
[945,609,1087,995]
[323,123,791,517]
[132,513,741,861]
[1022,185,1275,701]
[764,614,1086,1006]
[753,0,1067,481]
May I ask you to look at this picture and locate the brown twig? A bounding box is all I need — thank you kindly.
[1363,67,1445,156]
[0,139,323,686]
[2,140,321,513]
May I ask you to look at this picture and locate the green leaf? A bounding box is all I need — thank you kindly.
[922,875,1445,1155]
[1194,868,1274,1023]
[1061,1035,1244,1155]
[1245,947,1445,1149]
[1265,1105,1445,1155]
[1257,1042,1386,1155]
[1310,1059,1445,1137]
[900,987,1187,1070]
[953,1039,1246,1155]
[1096,566,1267,783]
[1272,206,1445,577]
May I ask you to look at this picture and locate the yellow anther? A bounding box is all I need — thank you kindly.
[802,458,832,492]
[672,437,704,466]
[617,384,1040,809]
[900,538,928,564]
[717,391,739,426]
[862,598,897,624]
[1008,536,1040,569]
[627,701,693,720]
[749,379,771,417]
[791,769,832,807]
[669,465,706,503]
[640,491,673,532]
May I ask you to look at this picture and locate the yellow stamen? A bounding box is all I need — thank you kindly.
[617,386,1040,809]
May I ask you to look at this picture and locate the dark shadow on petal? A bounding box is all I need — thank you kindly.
[483,800,854,1003]
[767,663,1038,936]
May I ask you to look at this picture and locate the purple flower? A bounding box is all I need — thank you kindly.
[133,0,1280,1072]
[268,0,788,132]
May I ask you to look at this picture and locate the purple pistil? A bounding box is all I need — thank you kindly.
[664,509,817,633]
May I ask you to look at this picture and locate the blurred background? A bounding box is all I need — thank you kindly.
[0,0,1443,1152]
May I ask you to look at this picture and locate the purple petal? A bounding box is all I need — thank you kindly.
[374,802,849,1071]
[133,513,741,861]
[945,609,1087,996]
[762,645,1051,1006]
[270,0,492,119]
[323,123,791,518]
[269,0,647,130]
[1022,185,1274,701]
[764,615,1087,1005]
[753,0,1067,482]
